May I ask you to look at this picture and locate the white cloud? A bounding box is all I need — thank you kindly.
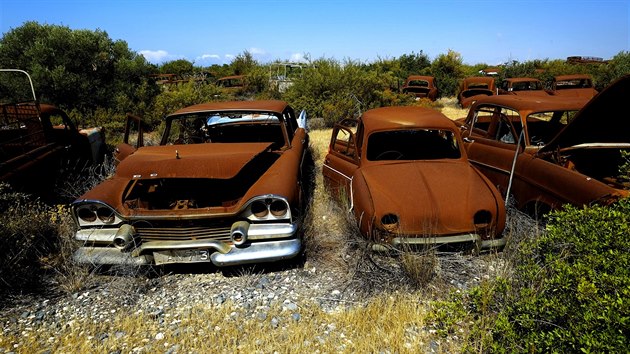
[139,50,171,63]
[290,52,307,63]
[249,47,266,55]
[195,54,223,65]
[225,54,235,60]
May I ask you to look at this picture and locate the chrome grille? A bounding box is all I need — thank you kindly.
[135,225,232,242]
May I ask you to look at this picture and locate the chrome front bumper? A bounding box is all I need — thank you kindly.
[73,222,301,267]
[371,233,506,252]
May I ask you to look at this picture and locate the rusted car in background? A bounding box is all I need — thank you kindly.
[458,77,496,108]
[549,74,598,98]
[498,77,548,97]
[458,77,629,216]
[72,100,310,267]
[216,75,245,91]
[323,106,506,250]
[401,75,439,101]
[0,69,106,193]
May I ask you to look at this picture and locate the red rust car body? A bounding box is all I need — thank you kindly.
[72,100,309,266]
[498,77,549,97]
[549,74,598,98]
[458,77,496,108]
[401,75,438,101]
[0,69,106,194]
[323,106,506,250]
[458,77,630,215]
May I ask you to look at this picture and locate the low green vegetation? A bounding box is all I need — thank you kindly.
[433,201,630,353]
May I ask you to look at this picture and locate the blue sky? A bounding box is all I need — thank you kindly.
[1,0,628,66]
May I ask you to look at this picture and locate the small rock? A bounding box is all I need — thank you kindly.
[155,332,164,340]
[291,313,301,322]
[271,317,279,328]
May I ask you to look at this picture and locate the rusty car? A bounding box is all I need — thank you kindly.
[401,75,439,101]
[498,77,549,97]
[549,74,598,98]
[458,77,496,108]
[323,106,506,250]
[458,77,630,216]
[0,69,106,193]
[72,100,310,267]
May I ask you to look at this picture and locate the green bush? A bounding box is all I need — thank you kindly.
[442,200,630,353]
[283,58,416,127]
[431,50,465,97]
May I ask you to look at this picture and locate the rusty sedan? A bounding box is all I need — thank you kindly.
[458,76,630,215]
[458,77,496,108]
[498,77,549,97]
[323,106,506,250]
[401,75,438,101]
[550,74,598,98]
[72,100,309,266]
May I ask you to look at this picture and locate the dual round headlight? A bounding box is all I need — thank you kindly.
[249,198,289,219]
[76,204,117,225]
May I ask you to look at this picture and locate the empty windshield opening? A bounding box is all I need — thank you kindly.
[164,112,285,148]
[367,129,461,161]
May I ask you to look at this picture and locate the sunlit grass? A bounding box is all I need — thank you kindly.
[0,294,461,354]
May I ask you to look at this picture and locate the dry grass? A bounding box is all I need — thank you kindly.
[0,294,456,353]
[436,97,468,121]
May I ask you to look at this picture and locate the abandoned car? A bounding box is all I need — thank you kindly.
[498,77,549,97]
[458,77,630,215]
[549,74,598,98]
[0,69,106,193]
[458,77,496,108]
[401,75,439,101]
[72,100,310,266]
[323,106,506,250]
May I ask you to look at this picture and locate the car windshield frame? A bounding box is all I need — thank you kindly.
[161,110,285,146]
[366,128,462,161]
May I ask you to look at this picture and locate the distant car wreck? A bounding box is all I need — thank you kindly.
[457,76,630,216]
[401,75,439,101]
[0,69,106,194]
[72,100,310,267]
[458,77,496,108]
[323,106,506,250]
[498,77,548,97]
[549,74,598,98]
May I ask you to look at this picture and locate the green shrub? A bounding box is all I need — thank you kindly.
[283,58,416,127]
[447,200,630,353]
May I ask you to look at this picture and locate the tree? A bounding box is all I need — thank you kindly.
[159,59,194,76]
[398,51,431,78]
[0,21,158,116]
[230,51,258,76]
[430,50,464,97]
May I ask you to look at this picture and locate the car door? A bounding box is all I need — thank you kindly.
[115,113,145,164]
[322,120,360,203]
[461,105,523,198]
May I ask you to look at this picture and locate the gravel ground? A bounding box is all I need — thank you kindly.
[0,247,507,352]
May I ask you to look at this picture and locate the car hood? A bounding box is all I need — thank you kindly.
[356,160,501,235]
[540,74,630,153]
[116,142,274,179]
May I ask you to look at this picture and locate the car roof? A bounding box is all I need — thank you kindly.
[361,106,456,133]
[168,100,289,117]
[406,75,434,81]
[463,76,494,83]
[503,77,541,82]
[471,95,588,114]
[554,74,592,81]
